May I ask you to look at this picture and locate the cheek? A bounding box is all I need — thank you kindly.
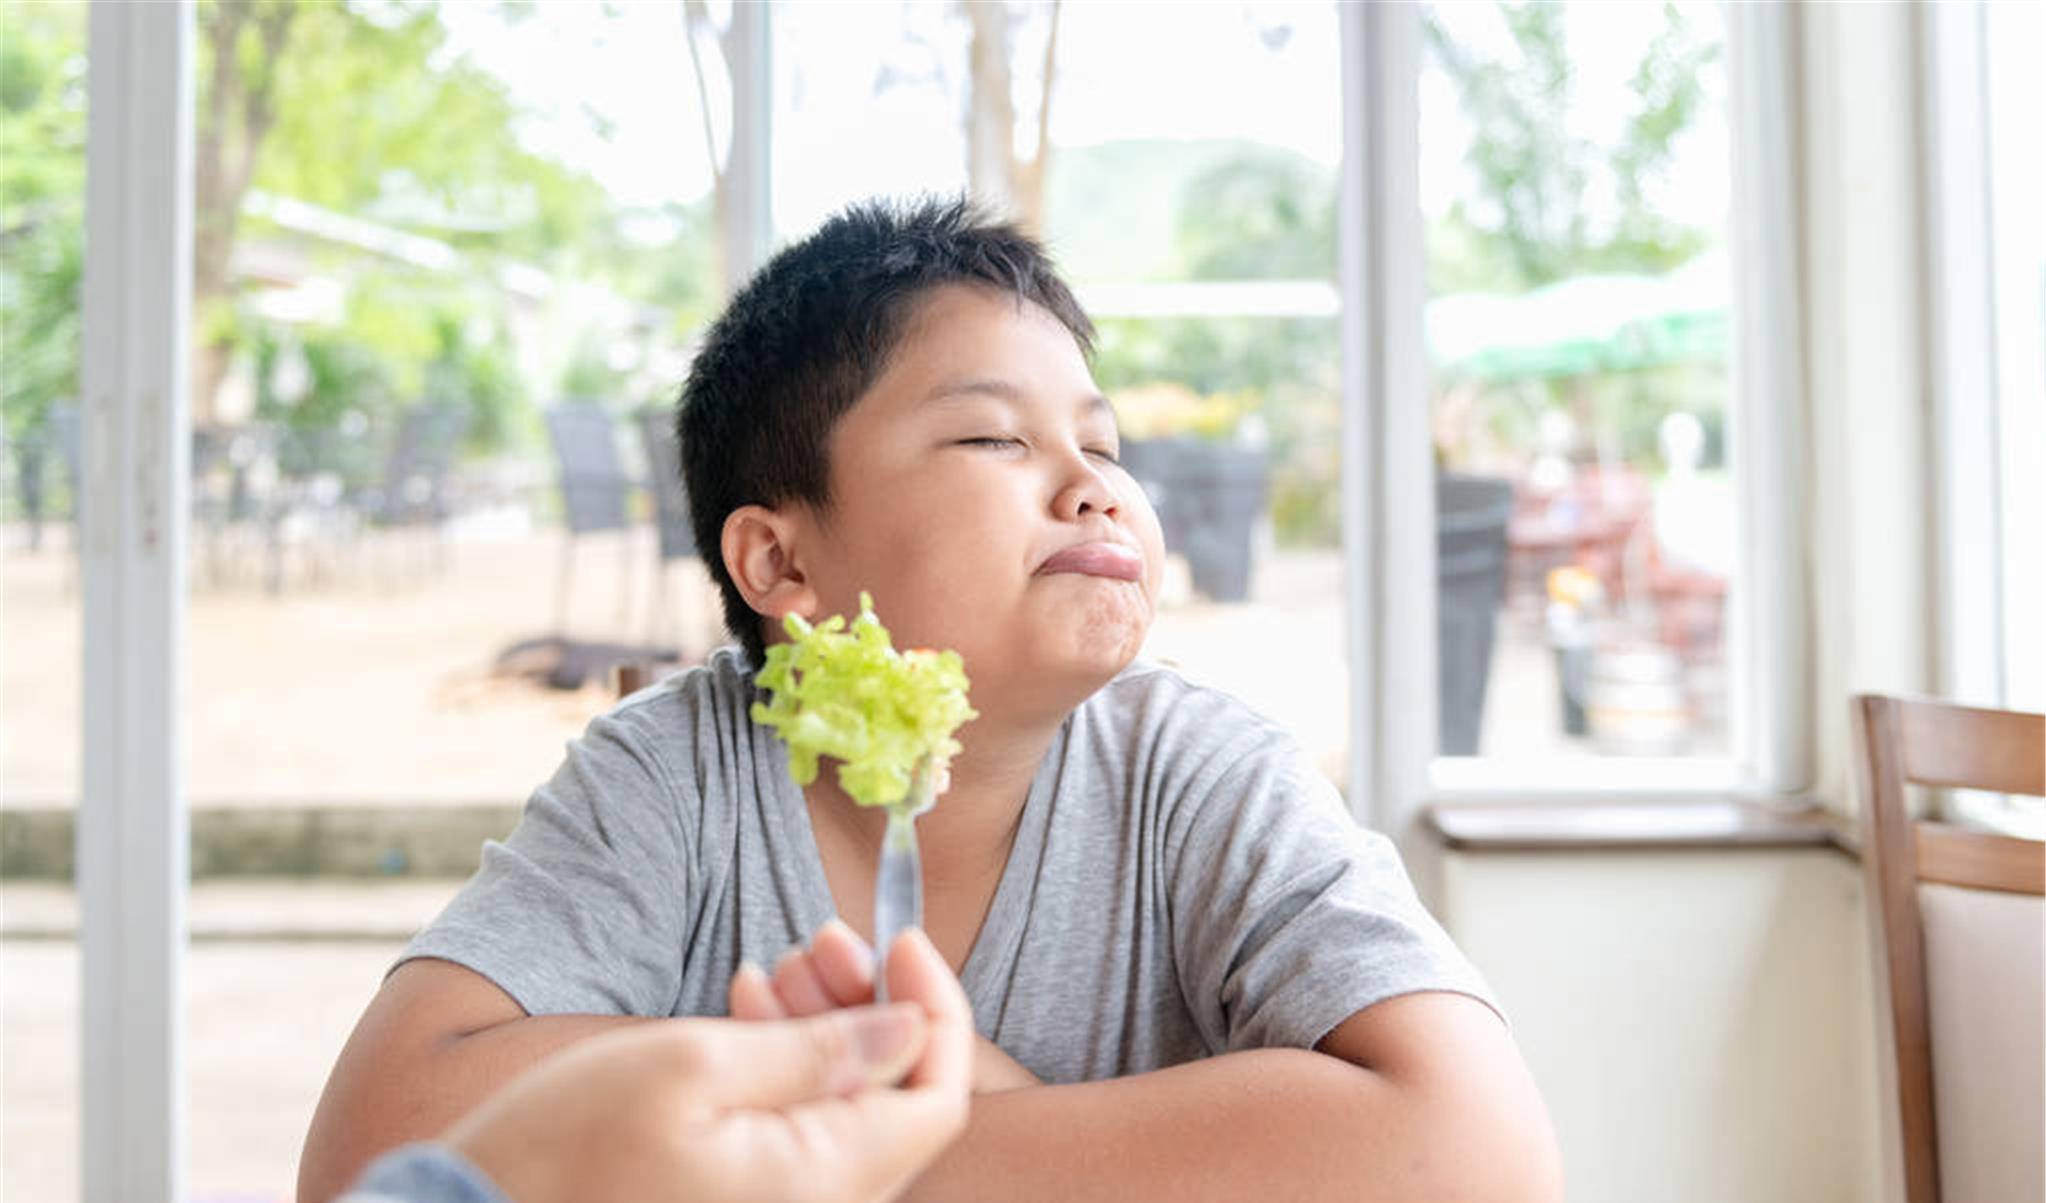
[1121,487,1170,593]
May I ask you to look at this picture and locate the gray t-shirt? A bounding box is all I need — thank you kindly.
[401,649,1494,1083]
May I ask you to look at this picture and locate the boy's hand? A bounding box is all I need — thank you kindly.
[730,919,1042,1094]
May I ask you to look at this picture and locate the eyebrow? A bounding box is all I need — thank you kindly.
[922,378,1114,420]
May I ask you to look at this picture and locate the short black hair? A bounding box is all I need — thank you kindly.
[677,195,1095,669]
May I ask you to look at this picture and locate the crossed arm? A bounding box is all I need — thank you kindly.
[299,943,1561,1203]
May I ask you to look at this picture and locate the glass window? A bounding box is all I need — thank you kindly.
[177,2,719,1193]
[773,1,1350,783]
[1420,0,1735,767]
[1,0,86,1195]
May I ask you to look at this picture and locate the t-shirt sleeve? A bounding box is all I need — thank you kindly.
[1165,728,1498,1054]
[396,709,693,1017]
[340,1144,512,1203]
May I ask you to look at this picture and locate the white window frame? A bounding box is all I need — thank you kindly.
[1921,0,2006,712]
[1922,1,2043,836]
[77,2,193,1199]
[1337,1,1813,834]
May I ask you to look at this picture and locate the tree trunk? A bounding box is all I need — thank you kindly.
[963,1,1060,235]
[190,0,297,424]
[964,1,1017,219]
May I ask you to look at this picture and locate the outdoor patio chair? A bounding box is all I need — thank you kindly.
[1437,473,1514,756]
[633,407,710,651]
[1853,694,2044,1203]
[542,401,637,635]
[10,400,79,552]
[353,404,466,589]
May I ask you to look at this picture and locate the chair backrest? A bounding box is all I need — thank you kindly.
[380,405,466,526]
[1853,694,2045,1203]
[543,402,629,534]
[634,407,696,562]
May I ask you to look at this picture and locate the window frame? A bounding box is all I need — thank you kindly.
[77,3,193,1198]
[1337,0,1814,835]
[1922,0,2042,837]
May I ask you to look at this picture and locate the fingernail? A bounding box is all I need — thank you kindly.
[844,1004,926,1087]
[734,961,768,985]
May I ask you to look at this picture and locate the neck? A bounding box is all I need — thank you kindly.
[806,705,1063,888]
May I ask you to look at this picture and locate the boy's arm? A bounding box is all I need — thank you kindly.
[903,991,1563,1203]
[297,957,656,1203]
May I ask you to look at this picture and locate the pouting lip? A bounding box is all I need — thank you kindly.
[1035,540,1144,581]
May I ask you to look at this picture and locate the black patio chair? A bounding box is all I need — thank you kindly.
[542,401,637,635]
[634,407,710,651]
[352,405,466,589]
[10,400,78,552]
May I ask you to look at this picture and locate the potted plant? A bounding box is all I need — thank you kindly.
[1112,383,1271,604]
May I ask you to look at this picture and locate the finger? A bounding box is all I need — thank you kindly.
[689,1006,928,1109]
[764,1058,972,1202]
[771,948,838,1017]
[729,961,786,1021]
[809,919,877,1007]
[882,929,974,1095]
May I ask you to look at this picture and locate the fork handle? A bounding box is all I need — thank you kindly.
[873,805,922,1003]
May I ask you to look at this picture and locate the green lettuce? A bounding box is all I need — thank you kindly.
[750,593,976,809]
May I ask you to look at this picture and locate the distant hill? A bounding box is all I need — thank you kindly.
[1040,138,1335,283]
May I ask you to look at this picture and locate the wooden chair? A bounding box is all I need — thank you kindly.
[1853,694,2045,1203]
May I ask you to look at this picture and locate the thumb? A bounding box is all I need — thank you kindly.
[689,1005,929,1109]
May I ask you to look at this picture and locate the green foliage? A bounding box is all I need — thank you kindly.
[1176,148,1335,281]
[2,0,712,479]
[0,0,86,442]
[241,0,607,256]
[1422,0,1719,291]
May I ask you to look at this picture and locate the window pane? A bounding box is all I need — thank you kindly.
[775,1,1350,785]
[2,0,86,1194]
[1420,0,1735,765]
[773,1,968,241]
[177,1,720,1194]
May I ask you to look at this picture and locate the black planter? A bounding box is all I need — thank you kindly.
[1436,473,1513,756]
[1119,437,1271,603]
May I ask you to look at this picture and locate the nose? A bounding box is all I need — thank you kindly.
[1051,453,1121,523]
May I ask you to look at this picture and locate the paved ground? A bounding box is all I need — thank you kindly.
[2,881,459,1203]
[1,524,1372,805]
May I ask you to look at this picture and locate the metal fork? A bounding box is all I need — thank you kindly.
[873,758,938,1002]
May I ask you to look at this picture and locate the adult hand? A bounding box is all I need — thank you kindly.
[444,927,971,1203]
[730,919,1042,1094]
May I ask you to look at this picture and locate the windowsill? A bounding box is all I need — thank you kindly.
[1426,798,1850,853]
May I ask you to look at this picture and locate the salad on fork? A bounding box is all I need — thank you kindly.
[750,593,976,993]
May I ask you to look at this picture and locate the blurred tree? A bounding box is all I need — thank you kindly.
[1422,1,1723,469]
[194,0,613,422]
[1176,146,1335,281]
[1423,0,1718,292]
[0,0,86,450]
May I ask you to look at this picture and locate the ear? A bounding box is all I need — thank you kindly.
[720,504,820,627]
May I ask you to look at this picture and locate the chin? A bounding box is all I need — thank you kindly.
[1050,586,1152,680]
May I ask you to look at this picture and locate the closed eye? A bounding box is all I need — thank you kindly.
[958,436,1022,449]
[1087,447,1121,465]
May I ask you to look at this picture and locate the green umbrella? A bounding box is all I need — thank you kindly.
[1426,250,1728,382]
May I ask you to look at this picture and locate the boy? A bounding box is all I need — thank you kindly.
[301,198,1561,1203]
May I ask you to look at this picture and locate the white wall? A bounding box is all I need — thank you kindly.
[1437,848,1882,1203]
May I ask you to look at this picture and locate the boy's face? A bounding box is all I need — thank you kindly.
[787,284,1166,720]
